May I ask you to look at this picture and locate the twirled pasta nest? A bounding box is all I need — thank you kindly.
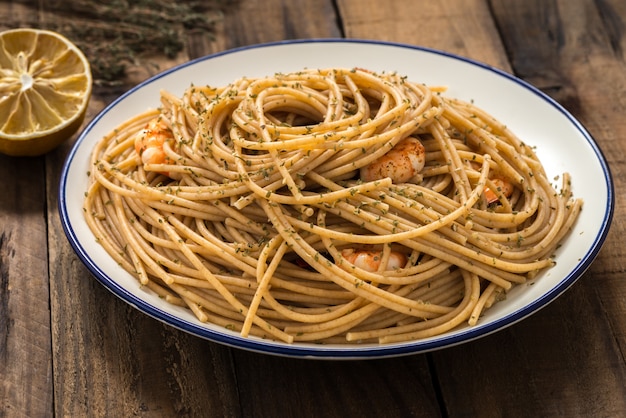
[85,68,581,344]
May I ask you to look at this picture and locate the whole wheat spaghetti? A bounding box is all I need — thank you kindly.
[84,68,581,344]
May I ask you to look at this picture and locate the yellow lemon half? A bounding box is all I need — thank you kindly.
[0,28,92,156]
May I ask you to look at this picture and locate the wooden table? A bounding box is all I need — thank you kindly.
[2,0,625,416]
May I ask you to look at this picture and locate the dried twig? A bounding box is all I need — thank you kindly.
[26,0,229,87]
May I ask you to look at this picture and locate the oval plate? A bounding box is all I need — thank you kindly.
[59,39,614,359]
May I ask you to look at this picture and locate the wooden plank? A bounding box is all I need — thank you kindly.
[428,0,626,415]
[494,0,626,361]
[434,283,626,417]
[0,155,53,417]
[232,351,441,418]
[0,5,54,418]
[201,0,342,53]
[337,0,511,71]
[548,0,626,369]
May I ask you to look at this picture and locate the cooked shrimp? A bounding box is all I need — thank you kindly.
[360,136,426,183]
[134,118,177,177]
[484,177,514,205]
[341,249,407,272]
[470,162,514,205]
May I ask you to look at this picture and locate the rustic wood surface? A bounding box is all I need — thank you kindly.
[1,0,625,416]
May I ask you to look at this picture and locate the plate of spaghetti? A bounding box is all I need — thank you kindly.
[59,39,613,359]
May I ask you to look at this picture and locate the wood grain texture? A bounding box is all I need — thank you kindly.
[1,0,625,416]
[492,0,626,342]
[337,0,511,70]
[232,352,440,418]
[431,0,626,415]
[433,283,626,417]
[0,5,53,418]
[0,155,52,418]
[189,0,342,57]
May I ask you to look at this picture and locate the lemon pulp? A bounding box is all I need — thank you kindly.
[0,28,92,156]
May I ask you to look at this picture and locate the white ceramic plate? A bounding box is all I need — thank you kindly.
[59,40,614,359]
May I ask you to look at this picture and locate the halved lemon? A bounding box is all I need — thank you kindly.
[0,28,92,156]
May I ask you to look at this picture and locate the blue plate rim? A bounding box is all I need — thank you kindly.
[58,38,615,359]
